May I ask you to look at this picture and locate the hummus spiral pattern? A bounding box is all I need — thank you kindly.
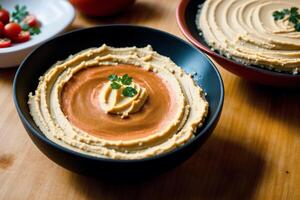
[99,81,148,118]
[28,45,208,160]
[198,0,300,74]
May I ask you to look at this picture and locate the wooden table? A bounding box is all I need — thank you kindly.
[0,0,299,199]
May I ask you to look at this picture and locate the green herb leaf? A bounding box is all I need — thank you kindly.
[21,23,41,35]
[295,23,300,31]
[108,74,137,97]
[273,11,285,20]
[122,87,137,97]
[289,16,298,24]
[12,5,29,23]
[273,7,300,32]
[291,7,298,14]
[121,74,132,85]
[108,74,118,82]
[110,81,121,89]
[29,27,41,35]
[283,9,290,15]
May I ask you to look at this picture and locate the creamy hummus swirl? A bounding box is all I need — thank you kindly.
[28,45,208,160]
[198,0,300,74]
[99,81,148,118]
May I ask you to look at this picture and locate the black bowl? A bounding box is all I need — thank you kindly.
[177,0,300,87]
[13,25,224,178]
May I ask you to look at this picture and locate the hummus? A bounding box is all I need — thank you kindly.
[197,0,300,74]
[28,45,208,160]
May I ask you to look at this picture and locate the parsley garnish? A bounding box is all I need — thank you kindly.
[12,4,41,35]
[12,5,28,23]
[29,26,41,35]
[110,81,121,89]
[120,74,132,85]
[273,11,285,20]
[108,74,119,82]
[122,86,138,97]
[295,23,300,32]
[273,7,300,32]
[21,23,41,35]
[108,74,137,97]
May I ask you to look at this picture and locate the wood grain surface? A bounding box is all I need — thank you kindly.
[0,0,299,199]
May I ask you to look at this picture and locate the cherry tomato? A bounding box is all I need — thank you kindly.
[0,8,9,24]
[14,31,30,43]
[23,15,38,27]
[4,23,22,39]
[0,38,12,48]
[0,21,4,37]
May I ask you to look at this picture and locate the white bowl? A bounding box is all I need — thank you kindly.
[0,0,75,68]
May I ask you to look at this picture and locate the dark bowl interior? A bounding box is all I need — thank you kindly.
[13,25,224,178]
[176,0,300,87]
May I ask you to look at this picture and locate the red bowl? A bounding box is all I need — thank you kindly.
[176,0,300,87]
[69,0,135,17]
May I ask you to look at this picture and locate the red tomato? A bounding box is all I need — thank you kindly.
[23,15,38,27]
[0,8,9,24]
[0,21,4,37]
[14,31,30,43]
[69,0,135,16]
[4,23,22,39]
[0,38,12,48]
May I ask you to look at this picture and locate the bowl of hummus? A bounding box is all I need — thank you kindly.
[177,0,300,87]
[13,25,224,177]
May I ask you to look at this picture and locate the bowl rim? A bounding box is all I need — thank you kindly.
[176,0,300,78]
[13,24,224,163]
[0,0,75,54]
